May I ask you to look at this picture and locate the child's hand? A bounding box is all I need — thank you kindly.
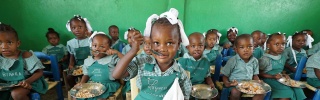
[106,49,119,55]
[273,74,282,80]
[209,83,215,89]
[223,43,231,49]
[74,83,83,87]
[17,81,32,89]
[130,31,144,51]
[229,80,238,86]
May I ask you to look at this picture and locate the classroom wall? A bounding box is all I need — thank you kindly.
[0,0,319,51]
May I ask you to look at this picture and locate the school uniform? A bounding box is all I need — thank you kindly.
[42,44,68,69]
[306,51,320,87]
[80,55,121,99]
[0,51,48,99]
[174,44,188,59]
[307,42,320,56]
[253,46,264,59]
[67,38,91,66]
[203,44,222,65]
[178,53,210,85]
[283,47,307,74]
[121,44,131,54]
[111,40,126,52]
[259,53,306,100]
[124,56,192,99]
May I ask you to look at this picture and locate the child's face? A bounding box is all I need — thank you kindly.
[151,24,180,65]
[227,32,237,43]
[292,34,307,50]
[91,35,111,57]
[234,38,254,61]
[0,32,20,58]
[143,36,152,55]
[187,35,205,60]
[252,32,262,47]
[47,33,59,46]
[109,27,119,40]
[260,34,267,45]
[205,33,217,48]
[267,35,286,55]
[70,20,87,39]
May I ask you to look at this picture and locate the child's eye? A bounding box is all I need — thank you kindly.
[248,46,253,48]
[154,42,159,46]
[166,42,172,46]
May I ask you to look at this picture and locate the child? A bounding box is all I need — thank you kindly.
[221,34,264,100]
[42,28,68,69]
[122,28,141,54]
[306,51,320,88]
[0,23,48,99]
[251,30,264,59]
[259,33,306,100]
[308,42,320,56]
[66,15,92,88]
[222,27,238,49]
[203,29,222,65]
[283,32,313,75]
[74,32,122,100]
[179,32,215,88]
[112,8,192,99]
[108,25,126,52]
[259,33,267,50]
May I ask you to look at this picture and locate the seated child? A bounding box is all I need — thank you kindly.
[283,32,312,75]
[66,15,93,88]
[251,30,264,59]
[259,33,306,100]
[122,28,139,54]
[223,27,238,57]
[0,23,48,100]
[178,32,215,88]
[108,25,126,52]
[42,28,68,70]
[112,8,192,99]
[74,32,122,100]
[221,34,264,100]
[203,29,223,65]
[306,51,320,88]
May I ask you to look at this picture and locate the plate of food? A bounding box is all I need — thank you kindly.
[191,84,218,99]
[0,83,18,91]
[278,77,306,88]
[236,80,271,94]
[72,66,83,76]
[70,83,106,98]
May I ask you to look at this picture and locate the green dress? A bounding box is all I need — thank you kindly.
[42,44,68,69]
[306,51,320,87]
[203,44,222,65]
[111,40,126,52]
[0,51,48,99]
[178,56,210,85]
[253,46,264,59]
[259,54,306,100]
[134,63,181,100]
[283,48,307,74]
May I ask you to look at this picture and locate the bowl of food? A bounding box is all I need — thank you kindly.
[0,83,18,91]
[72,66,83,76]
[70,83,106,99]
[236,80,271,94]
[278,77,306,88]
[191,84,218,99]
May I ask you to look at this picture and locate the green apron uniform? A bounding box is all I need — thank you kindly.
[74,41,91,66]
[135,63,181,100]
[286,52,305,78]
[0,52,48,99]
[179,58,210,84]
[263,55,306,100]
[47,46,68,69]
[78,62,120,100]
[253,47,264,59]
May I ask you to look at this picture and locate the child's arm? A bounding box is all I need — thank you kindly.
[222,75,237,87]
[252,75,260,80]
[284,62,296,72]
[259,70,281,79]
[79,75,89,83]
[205,77,215,88]
[69,54,75,69]
[107,49,124,59]
[20,51,44,89]
[112,32,144,79]
[315,68,320,80]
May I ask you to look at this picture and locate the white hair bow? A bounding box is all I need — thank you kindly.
[66,15,93,32]
[88,31,106,47]
[306,34,314,48]
[143,8,189,46]
[227,27,238,34]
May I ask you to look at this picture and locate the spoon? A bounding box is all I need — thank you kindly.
[151,50,162,56]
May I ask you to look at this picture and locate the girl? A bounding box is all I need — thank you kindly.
[251,30,264,59]
[42,28,68,69]
[221,34,264,100]
[121,27,139,54]
[222,27,238,49]
[306,51,320,88]
[0,23,48,100]
[66,15,92,88]
[203,29,222,65]
[108,25,126,52]
[283,32,313,75]
[179,32,215,88]
[74,32,122,100]
[112,8,192,99]
[259,33,306,100]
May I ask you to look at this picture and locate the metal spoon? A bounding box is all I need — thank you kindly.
[151,50,162,56]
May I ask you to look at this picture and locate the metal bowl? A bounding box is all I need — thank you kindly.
[278,77,306,88]
[191,84,218,99]
[70,83,106,98]
[236,80,271,94]
[0,83,17,91]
